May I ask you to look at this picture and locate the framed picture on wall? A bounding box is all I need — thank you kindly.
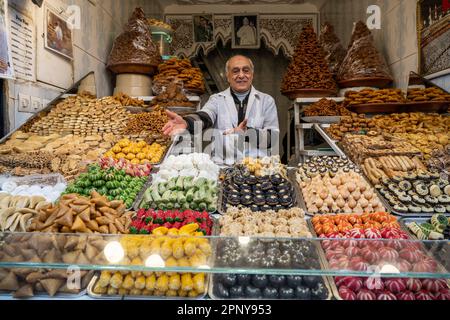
[232,14,260,49]
[417,0,450,77]
[44,6,73,60]
[193,14,214,43]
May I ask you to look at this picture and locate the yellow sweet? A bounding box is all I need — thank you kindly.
[136,153,146,160]
[126,153,135,160]
[122,147,132,154]
[130,158,140,165]
[116,152,126,159]
[112,145,122,153]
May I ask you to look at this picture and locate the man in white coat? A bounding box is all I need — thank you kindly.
[162,55,279,164]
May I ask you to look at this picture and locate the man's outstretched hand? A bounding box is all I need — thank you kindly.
[162,110,188,136]
[223,119,247,135]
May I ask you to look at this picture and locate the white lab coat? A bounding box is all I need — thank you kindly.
[200,86,279,165]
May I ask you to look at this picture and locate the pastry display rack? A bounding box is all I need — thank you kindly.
[0,232,449,278]
[0,72,96,146]
[289,97,345,162]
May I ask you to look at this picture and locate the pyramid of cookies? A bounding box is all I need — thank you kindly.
[281,24,337,96]
[337,21,392,84]
[107,7,162,74]
[319,22,347,76]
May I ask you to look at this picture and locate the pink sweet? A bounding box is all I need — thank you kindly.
[342,277,363,292]
[384,278,406,293]
[413,259,437,273]
[346,228,365,239]
[379,247,399,262]
[415,290,433,300]
[406,278,422,292]
[434,288,450,300]
[339,286,357,300]
[399,248,422,263]
[342,239,359,248]
[422,279,447,293]
[345,246,360,257]
[396,291,416,300]
[356,289,377,300]
[395,259,412,272]
[349,257,369,271]
[364,228,382,239]
[385,239,405,251]
[364,277,384,291]
[377,291,397,300]
[361,248,380,264]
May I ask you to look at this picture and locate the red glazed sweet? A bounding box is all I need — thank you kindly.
[413,259,437,273]
[342,239,359,248]
[345,246,360,257]
[399,248,422,263]
[415,290,433,300]
[434,288,450,300]
[335,276,351,287]
[339,286,357,300]
[364,228,382,239]
[379,247,399,262]
[343,277,363,292]
[349,257,369,271]
[385,239,404,251]
[406,278,422,292]
[365,276,384,291]
[377,291,397,300]
[384,278,406,293]
[346,228,365,238]
[394,259,412,272]
[422,279,447,293]
[361,247,380,264]
[357,288,377,300]
[396,291,416,300]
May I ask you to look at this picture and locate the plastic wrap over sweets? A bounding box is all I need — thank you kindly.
[337,35,392,82]
[107,7,162,70]
[319,22,347,76]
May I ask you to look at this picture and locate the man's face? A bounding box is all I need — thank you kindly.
[227,56,254,93]
[200,18,207,26]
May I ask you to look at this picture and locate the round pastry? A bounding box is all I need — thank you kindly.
[438,195,450,204]
[227,194,241,206]
[276,253,291,268]
[415,183,429,196]
[408,204,422,213]
[279,195,293,207]
[236,274,252,286]
[434,205,446,214]
[240,195,253,206]
[229,285,245,298]
[253,195,266,206]
[295,286,311,299]
[221,274,237,287]
[245,285,262,298]
[417,172,430,180]
[384,278,406,293]
[311,283,328,300]
[377,291,397,300]
[245,175,258,185]
[364,277,384,291]
[396,291,416,300]
[430,184,442,197]
[338,286,356,300]
[269,275,286,288]
[422,279,446,293]
[249,204,260,212]
[233,175,245,185]
[392,176,404,183]
[357,289,377,300]
[270,174,283,185]
[253,189,264,196]
[404,173,417,180]
[412,195,426,204]
[415,290,433,300]
[393,204,408,213]
[251,274,268,289]
[399,180,412,191]
[398,194,412,203]
[265,189,277,196]
[257,176,270,184]
[261,182,274,191]
[278,187,292,196]
[214,282,230,298]
[435,288,450,300]
[424,195,439,204]
[266,195,279,206]
[342,277,363,292]
[260,204,272,211]
[262,287,279,299]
